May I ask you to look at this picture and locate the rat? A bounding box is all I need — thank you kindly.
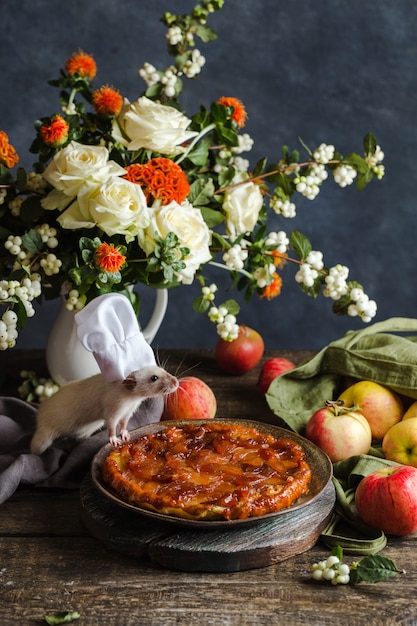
[30,364,179,455]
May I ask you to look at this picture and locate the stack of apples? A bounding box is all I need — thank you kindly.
[305,379,417,536]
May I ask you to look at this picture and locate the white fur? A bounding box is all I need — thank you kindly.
[30,365,178,455]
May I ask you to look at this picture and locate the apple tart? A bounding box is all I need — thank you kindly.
[101,422,312,521]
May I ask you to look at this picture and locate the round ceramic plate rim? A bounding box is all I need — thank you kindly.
[91,418,333,529]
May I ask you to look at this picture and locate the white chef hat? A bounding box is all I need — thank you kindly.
[75,293,156,382]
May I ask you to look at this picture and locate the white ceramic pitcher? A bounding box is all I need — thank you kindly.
[45,289,168,386]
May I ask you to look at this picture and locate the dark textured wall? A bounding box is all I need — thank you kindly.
[1,0,416,351]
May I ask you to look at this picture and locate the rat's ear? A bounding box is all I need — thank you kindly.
[123,375,136,392]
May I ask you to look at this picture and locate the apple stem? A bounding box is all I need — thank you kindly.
[325,399,361,416]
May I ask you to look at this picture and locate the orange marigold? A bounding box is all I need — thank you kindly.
[40,115,69,147]
[0,130,19,168]
[95,243,126,273]
[124,158,190,205]
[65,49,97,80]
[92,85,123,117]
[217,96,248,128]
[260,272,283,300]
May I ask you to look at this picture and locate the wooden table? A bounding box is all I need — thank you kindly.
[1,349,416,625]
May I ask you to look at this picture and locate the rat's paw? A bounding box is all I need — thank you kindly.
[109,435,122,447]
[120,429,131,442]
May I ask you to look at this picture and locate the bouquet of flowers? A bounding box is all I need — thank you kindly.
[0,0,384,352]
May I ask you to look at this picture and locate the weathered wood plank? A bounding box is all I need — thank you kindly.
[0,488,86,536]
[0,536,415,626]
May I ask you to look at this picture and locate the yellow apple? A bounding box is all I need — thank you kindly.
[338,380,403,442]
[382,417,417,466]
[402,400,417,420]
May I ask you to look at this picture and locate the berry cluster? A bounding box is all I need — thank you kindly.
[65,289,87,312]
[18,370,60,403]
[0,275,41,320]
[223,243,248,270]
[312,555,350,585]
[0,309,18,350]
[207,289,239,341]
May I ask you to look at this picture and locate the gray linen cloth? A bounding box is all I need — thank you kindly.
[0,395,163,504]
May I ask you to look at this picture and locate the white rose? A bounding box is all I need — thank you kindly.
[139,200,212,284]
[223,176,263,239]
[41,141,126,201]
[114,96,198,155]
[58,178,150,242]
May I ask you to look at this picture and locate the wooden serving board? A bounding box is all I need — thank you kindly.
[80,474,336,572]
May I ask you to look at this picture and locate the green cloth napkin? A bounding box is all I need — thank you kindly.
[265,317,417,554]
[266,317,417,434]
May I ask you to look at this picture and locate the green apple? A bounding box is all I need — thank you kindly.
[338,380,403,442]
[382,417,417,466]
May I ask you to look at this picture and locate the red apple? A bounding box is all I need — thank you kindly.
[257,357,296,394]
[355,465,417,535]
[305,402,372,462]
[215,325,264,375]
[382,417,417,466]
[338,380,404,442]
[162,376,217,420]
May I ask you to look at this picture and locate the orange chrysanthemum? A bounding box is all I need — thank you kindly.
[260,272,283,300]
[0,130,19,168]
[40,115,69,147]
[65,49,97,80]
[217,96,248,128]
[124,158,190,205]
[95,243,126,273]
[92,85,123,117]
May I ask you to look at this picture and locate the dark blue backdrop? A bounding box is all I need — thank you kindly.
[1,0,416,351]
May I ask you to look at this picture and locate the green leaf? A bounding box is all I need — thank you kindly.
[14,298,29,330]
[345,153,369,174]
[22,229,43,253]
[363,132,377,155]
[211,231,229,250]
[289,230,312,260]
[42,611,80,625]
[194,23,218,43]
[216,123,238,146]
[16,167,27,192]
[265,169,293,196]
[186,136,210,166]
[200,206,224,228]
[188,178,215,206]
[193,294,210,313]
[20,195,45,223]
[298,136,312,156]
[252,157,268,178]
[297,276,323,298]
[210,102,230,123]
[356,168,374,191]
[352,555,401,584]
[331,545,344,562]
[220,298,240,316]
